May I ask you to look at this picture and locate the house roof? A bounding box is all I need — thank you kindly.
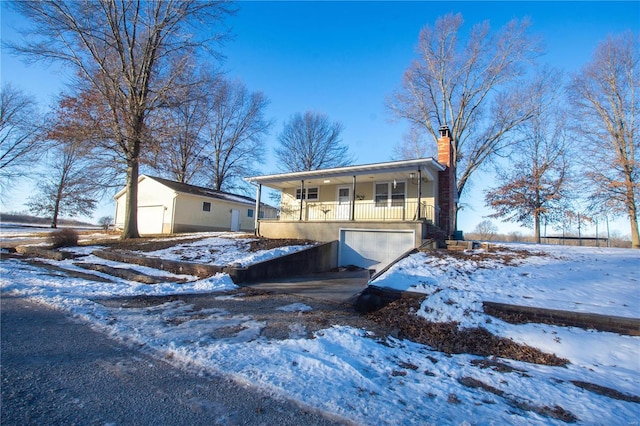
[114,175,267,207]
[245,158,446,190]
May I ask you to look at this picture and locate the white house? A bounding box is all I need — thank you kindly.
[114,175,275,235]
[245,126,457,272]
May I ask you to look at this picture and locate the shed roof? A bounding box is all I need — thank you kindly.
[114,175,266,207]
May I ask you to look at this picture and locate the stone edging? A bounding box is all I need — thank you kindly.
[482,301,640,336]
[356,286,640,336]
[93,249,224,278]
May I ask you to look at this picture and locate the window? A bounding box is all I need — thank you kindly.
[295,187,319,200]
[202,201,211,212]
[392,182,406,207]
[247,209,254,218]
[375,182,406,207]
[375,183,388,207]
[307,187,319,200]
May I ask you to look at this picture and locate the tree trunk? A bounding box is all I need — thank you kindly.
[624,175,640,249]
[51,203,59,228]
[50,211,58,228]
[629,204,640,249]
[51,180,63,229]
[121,159,140,239]
[534,211,541,244]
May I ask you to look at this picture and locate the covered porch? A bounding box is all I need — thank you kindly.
[246,157,445,239]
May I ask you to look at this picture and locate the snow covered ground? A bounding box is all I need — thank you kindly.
[1,233,638,425]
[131,232,314,267]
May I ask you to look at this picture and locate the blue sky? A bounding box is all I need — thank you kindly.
[1,1,639,236]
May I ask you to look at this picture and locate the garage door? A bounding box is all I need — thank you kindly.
[138,205,165,235]
[339,229,415,273]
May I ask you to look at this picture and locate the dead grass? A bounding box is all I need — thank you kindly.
[570,380,640,403]
[247,237,316,252]
[420,245,550,267]
[458,376,579,422]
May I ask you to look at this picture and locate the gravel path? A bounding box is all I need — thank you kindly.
[1,294,349,426]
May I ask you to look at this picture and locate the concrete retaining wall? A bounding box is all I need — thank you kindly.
[226,241,338,284]
[14,246,74,261]
[93,241,339,284]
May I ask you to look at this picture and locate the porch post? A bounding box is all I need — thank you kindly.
[299,180,305,221]
[417,168,422,219]
[254,183,262,236]
[351,175,356,221]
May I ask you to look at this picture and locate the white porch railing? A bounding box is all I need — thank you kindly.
[272,201,436,223]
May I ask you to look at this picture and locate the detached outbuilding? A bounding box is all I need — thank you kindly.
[114,175,274,235]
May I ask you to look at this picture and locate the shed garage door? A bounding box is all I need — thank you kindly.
[339,229,415,273]
[138,205,165,235]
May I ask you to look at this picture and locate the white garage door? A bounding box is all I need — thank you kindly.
[138,205,165,235]
[339,229,415,273]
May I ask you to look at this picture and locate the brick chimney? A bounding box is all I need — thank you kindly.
[437,125,456,238]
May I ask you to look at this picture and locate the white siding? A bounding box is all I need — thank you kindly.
[137,205,165,234]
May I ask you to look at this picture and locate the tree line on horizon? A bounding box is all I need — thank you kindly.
[0,2,637,247]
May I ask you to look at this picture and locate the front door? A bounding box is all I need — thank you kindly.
[337,187,351,220]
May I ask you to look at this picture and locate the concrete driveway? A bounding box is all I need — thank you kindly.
[244,269,370,304]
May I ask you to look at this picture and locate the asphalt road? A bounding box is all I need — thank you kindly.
[1,294,348,426]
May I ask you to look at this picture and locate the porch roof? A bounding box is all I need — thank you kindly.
[245,158,445,190]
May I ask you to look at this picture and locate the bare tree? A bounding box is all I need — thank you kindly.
[473,220,498,241]
[391,128,434,160]
[25,90,117,228]
[388,13,542,230]
[275,111,353,172]
[0,84,46,196]
[485,71,572,243]
[9,1,234,238]
[149,66,217,185]
[203,78,272,192]
[567,32,639,248]
[26,139,98,228]
[98,215,114,230]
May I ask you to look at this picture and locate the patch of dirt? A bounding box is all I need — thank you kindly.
[247,238,316,252]
[97,287,387,341]
[459,376,578,423]
[571,380,640,403]
[367,297,569,366]
[420,245,550,267]
[470,358,528,374]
